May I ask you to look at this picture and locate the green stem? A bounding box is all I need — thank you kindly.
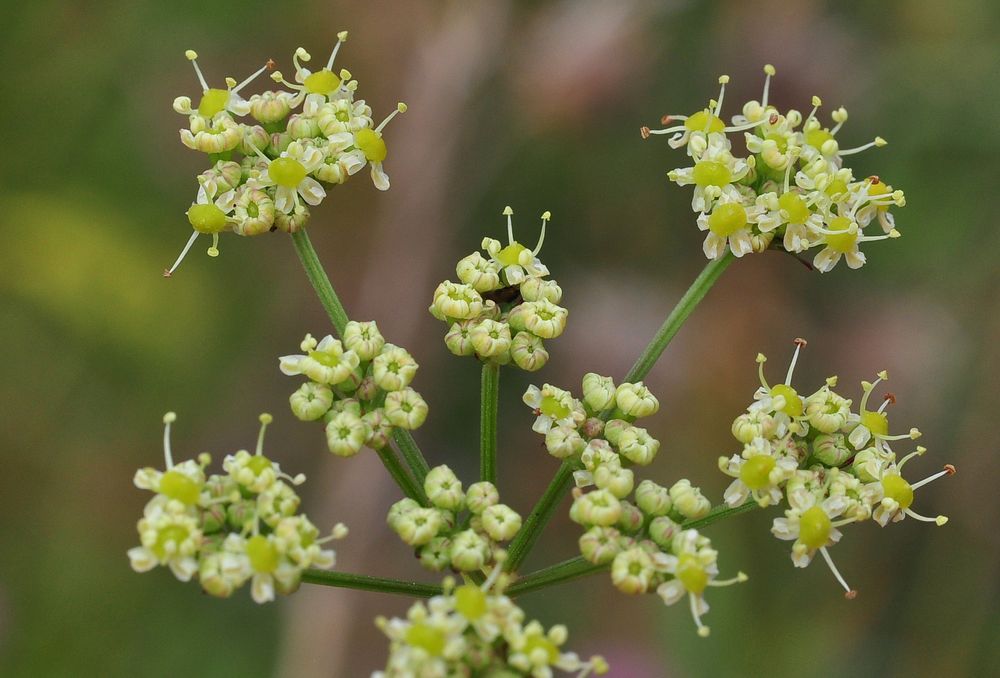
[509,500,760,594]
[480,363,500,484]
[375,444,426,503]
[302,569,442,597]
[623,252,733,383]
[290,230,432,486]
[290,230,349,335]
[505,460,577,572]
[504,256,733,573]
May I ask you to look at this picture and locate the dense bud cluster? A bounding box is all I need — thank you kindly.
[167,34,405,275]
[388,465,523,573]
[430,207,567,371]
[718,339,954,597]
[128,413,346,603]
[646,67,904,271]
[280,322,429,456]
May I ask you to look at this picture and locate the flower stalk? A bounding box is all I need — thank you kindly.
[480,363,500,484]
[301,569,442,598]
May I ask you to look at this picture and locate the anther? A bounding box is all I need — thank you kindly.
[944,464,957,475]
[640,126,651,139]
[661,114,673,125]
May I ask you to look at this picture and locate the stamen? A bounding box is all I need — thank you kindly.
[877,392,896,414]
[255,413,273,456]
[162,412,177,468]
[714,75,730,117]
[756,353,770,390]
[327,31,349,70]
[896,446,926,471]
[185,50,209,92]
[785,338,807,385]
[857,230,900,243]
[690,593,710,637]
[904,508,949,526]
[724,118,771,134]
[640,126,651,139]
[761,64,775,109]
[910,465,956,490]
[707,571,748,587]
[232,62,272,93]
[783,160,794,193]
[503,205,514,244]
[533,211,551,255]
[293,47,311,73]
[164,231,200,277]
[840,137,886,156]
[481,553,506,591]
[375,102,407,133]
[270,70,304,92]
[647,123,690,135]
[819,546,856,599]
[207,232,220,257]
[859,371,888,412]
[805,96,822,127]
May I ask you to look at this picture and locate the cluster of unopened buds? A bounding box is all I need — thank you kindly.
[430,207,566,371]
[280,322,428,456]
[374,564,608,678]
[167,33,406,275]
[719,338,955,597]
[644,66,905,271]
[389,465,523,573]
[128,413,346,603]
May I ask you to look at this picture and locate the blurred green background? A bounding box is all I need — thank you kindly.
[2,0,998,676]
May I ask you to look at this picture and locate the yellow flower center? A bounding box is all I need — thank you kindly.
[805,128,834,149]
[246,455,273,476]
[739,455,776,490]
[198,88,230,118]
[539,395,571,419]
[778,192,810,225]
[355,128,387,162]
[707,203,747,236]
[798,506,832,549]
[523,634,560,664]
[270,157,308,188]
[825,179,848,198]
[303,69,341,95]
[684,110,725,134]
[497,242,527,267]
[825,215,858,254]
[159,470,201,505]
[769,384,803,416]
[404,623,446,656]
[152,524,190,560]
[692,160,732,188]
[676,553,709,594]
[247,535,280,573]
[765,133,788,153]
[187,203,228,234]
[881,473,914,509]
[308,350,343,368]
[454,584,487,620]
[860,409,889,436]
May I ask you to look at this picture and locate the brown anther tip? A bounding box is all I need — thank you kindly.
[640,126,651,140]
[266,58,276,70]
[660,114,672,125]
[883,393,897,405]
[869,175,881,184]
[769,113,779,124]
[793,337,808,347]
[533,408,542,416]
[944,464,957,475]
[845,590,858,600]
[162,269,172,278]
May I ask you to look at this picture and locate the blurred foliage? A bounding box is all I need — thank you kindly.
[1,0,998,676]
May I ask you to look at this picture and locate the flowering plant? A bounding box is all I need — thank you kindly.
[129,36,953,675]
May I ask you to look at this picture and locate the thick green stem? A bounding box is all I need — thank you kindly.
[504,256,733,573]
[480,363,500,484]
[302,569,442,597]
[375,443,426,503]
[290,230,432,487]
[290,230,349,335]
[623,252,733,383]
[510,500,761,594]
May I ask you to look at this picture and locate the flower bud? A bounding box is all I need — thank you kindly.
[267,131,292,156]
[615,382,659,418]
[249,91,294,124]
[617,500,644,533]
[325,411,367,457]
[239,125,270,159]
[521,299,568,339]
[232,187,276,236]
[287,113,321,139]
[481,504,522,541]
[343,321,385,361]
[812,433,852,466]
[571,489,623,527]
[852,447,893,483]
[424,465,465,512]
[328,398,362,418]
[470,319,512,359]
[456,252,502,292]
[384,387,429,430]
[520,277,563,303]
[392,507,443,546]
[510,331,548,371]
[387,498,420,529]
[580,439,617,472]
[593,464,634,499]
[635,480,672,517]
[289,382,333,421]
[648,516,682,550]
[274,202,310,233]
[804,388,852,434]
[544,425,585,459]
[731,411,777,443]
[582,373,616,412]
[449,529,490,571]
[432,281,484,320]
[372,344,419,391]
[669,480,711,520]
[362,409,392,449]
[617,426,660,466]
[611,547,654,595]
[465,482,499,514]
[418,536,451,571]
[507,303,531,332]
[603,419,629,446]
[578,526,623,565]
[355,375,378,402]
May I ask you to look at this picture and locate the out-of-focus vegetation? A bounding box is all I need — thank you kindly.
[1,1,998,676]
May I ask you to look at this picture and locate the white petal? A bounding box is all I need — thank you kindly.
[370,162,390,191]
[297,177,327,206]
[275,186,295,214]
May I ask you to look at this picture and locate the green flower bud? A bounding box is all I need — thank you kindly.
[582,373,616,412]
[325,411,367,457]
[391,506,443,546]
[362,409,392,449]
[648,516,682,549]
[669,480,711,520]
[581,417,604,439]
[481,504,522,541]
[372,344,419,391]
[571,489,623,527]
[287,112,321,139]
[520,277,563,304]
[387,498,420,530]
[593,464,634,499]
[544,424,585,459]
[249,90,293,124]
[424,465,464,511]
[343,321,385,361]
[731,411,777,443]
[267,130,292,156]
[506,303,531,332]
[239,125,270,158]
[578,526,623,565]
[444,320,476,356]
[611,547,654,595]
[852,446,893,483]
[615,382,659,418]
[355,375,378,402]
[635,480,672,517]
[804,387,852,434]
[328,397,363,418]
[181,113,243,153]
[226,500,257,532]
[510,331,549,371]
[418,536,452,571]
[465,481,499,514]
[580,439,617,472]
[289,382,333,421]
[521,299,568,339]
[232,187,276,236]
[812,433,852,466]
[432,281,484,320]
[384,387,429,430]
[449,529,490,571]
[617,500,644,533]
[274,201,310,233]
[617,426,660,466]
[201,504,228,534]
[198,160,243,196]
[456,252,502,292]
[470,319,512,359]
[603,419,629,446]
